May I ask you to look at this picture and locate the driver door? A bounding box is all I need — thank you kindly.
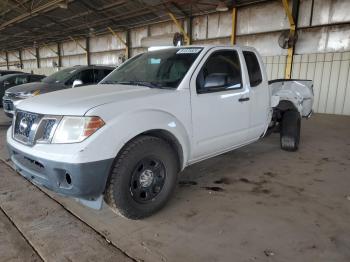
[190,48,251,161]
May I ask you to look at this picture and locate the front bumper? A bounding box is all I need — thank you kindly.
[8,141,114,202]
[2,97,24,118]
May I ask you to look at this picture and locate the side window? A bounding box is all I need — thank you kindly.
[30,75,43,82]
[66,72,80,86]
[243,51,262,87]
[196,50,242,93]
[15,75,28,85]
[65,74,76,86]
[6,76,16,85]
[104,69,113,76]
[95,69,112,83]
[79,69,95,84]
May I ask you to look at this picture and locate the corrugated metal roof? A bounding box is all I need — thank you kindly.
[0,0,271,50]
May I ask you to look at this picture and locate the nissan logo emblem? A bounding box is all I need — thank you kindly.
[19,118,29,133]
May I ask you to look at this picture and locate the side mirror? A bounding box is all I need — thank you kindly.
[204,73,227,89]
[72,79,83,88]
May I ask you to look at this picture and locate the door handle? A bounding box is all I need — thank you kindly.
[238,97,250,102]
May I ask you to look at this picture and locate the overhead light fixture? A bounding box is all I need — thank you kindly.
[216,1,228,12]
[58,0,68,9]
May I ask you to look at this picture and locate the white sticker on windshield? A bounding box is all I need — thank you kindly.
[176,48,201,54]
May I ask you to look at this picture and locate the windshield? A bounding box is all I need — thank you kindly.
[42,67,79,84]
[100,47,203,89]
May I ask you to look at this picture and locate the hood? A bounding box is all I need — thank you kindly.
[16,84,173,115]
[5,81,64,94]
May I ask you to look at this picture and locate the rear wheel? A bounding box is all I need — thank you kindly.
[280,110,301,151]
[105,136,178,219]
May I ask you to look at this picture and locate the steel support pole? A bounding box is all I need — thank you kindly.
[230,7,237,45]
[5,51,9,70]
[107,27,129,59]
[18,49,23,69]
[86,37,90,65]
[36,48,40,68]
[57,42,62,68]
[168,12,190,45]
[282,0,299,79]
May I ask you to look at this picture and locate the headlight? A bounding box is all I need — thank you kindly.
[52,116,105,144]
[17,90,40,98]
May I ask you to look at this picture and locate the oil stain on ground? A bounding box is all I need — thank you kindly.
[263,171,278,177]
[239,177,267,186]
[214,177,232,185]
[202,186,224,192]
[178,180,198,187]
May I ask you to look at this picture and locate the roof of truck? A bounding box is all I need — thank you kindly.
[149,44,256,51]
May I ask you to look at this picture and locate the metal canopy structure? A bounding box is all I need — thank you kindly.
[0,0,269,51]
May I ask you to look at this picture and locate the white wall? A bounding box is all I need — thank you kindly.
[292,52,350,115]
[264,52,350,115]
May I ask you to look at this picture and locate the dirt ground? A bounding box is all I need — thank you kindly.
[0,112,349,262]
[0,208,41,262]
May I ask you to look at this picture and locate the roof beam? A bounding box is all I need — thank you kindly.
[170,2,190,17]
[42,42,59,55]
[168,12,190,45]
[3,5,161,47]
[0,0,73,31]
[107,26,129,58]
[68,36,87,51]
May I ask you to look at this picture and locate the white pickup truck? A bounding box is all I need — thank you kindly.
[6,45,313,219]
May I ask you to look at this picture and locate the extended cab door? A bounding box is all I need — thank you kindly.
[190,48,251,161]
[242,50,270,140]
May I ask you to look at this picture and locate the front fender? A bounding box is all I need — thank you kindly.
[83,109,192,170]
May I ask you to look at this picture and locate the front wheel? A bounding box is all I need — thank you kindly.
[104,136,178,219]
[280,110,301,151]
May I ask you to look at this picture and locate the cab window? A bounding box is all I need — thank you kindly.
[15,75,28,85]
[79,69,95,84]
[30,75,44,82]
[243,51,262,87]
[196,50,242,94]
[95,69,113,83]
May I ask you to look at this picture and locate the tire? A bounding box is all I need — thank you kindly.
[105,136,179,219]
[280,110,301,151]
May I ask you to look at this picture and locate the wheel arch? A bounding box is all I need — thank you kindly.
[139,129,184,172]
[276,100,298,112]
[274,100,300,121]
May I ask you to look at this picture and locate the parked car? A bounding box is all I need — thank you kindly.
[2,65,114,117]
[7,45,313,219]
[0,73,45,104]
[0,70,23,76]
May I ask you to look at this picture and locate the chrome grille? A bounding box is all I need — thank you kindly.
[13,111,62,146]
[14,111,40,144]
